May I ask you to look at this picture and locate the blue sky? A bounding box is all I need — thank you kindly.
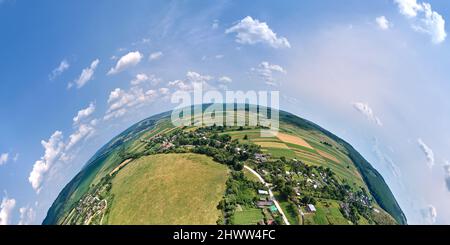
[1,0,449,225]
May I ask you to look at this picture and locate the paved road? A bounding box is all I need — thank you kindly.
[244,165,291,225]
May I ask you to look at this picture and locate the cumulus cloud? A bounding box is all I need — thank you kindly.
[29,131,65,193]
[225,16,291,48]
[30,112,98,192]
[18,206,35,225]
[186,71,213,84]
[421,204,437,224]
[376,16,391,30]
[395,0,423,17]
[149,51,163,61]
[394,0,446,43]
[417,138,434,169]
[130,73,161,86]
[0,196,16,225]
[252,61,286,86]
[108,51,143,75]
[352,102,383,126]
[168,80,192,91]
[412,3,447,44]
[66,123,96,151]
[104,87,158,120]
[0,153,8,166]
[69,59,100,89]
[49,59,70,80]
[73,102,95,125]
[168,71,216,92]
[159,87,170,95]
[131,73,149,85]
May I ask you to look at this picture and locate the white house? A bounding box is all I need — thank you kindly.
[307,204,316,213]
[258,190,269,195]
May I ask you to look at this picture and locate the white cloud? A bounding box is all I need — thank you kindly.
[352,102,383,126]
[108,51,143,75]
[394,0,446,43]
[186,71,213,83]
[149,51,163,61]
[29,131,65,193]
[225,16,291,48]
[417,138,435,168]
[376,16,391,30]
[159,87,170,95]
[0,196,16,225]
[219,76,232,83]
[252,61,286,86]
[168,80,191,91]
[73,102,96,125]
[49,59,70,80]
[421,204,437,224]
[131,73,149,85]
[166,71,216,93]
[66,123,96,151]
[0,153,8,166]
[130,73,161,86]
[394,0,423,17]
[412,3,447,44]
[104,86,158,120]
[18,206,35,225]
[29,106,99,193]
[69,59,100,89]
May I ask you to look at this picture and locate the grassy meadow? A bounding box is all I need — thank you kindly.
[108,153,229,224]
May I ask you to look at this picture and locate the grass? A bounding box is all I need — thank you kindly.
[234,208,265,225]
[108,153,229,224]
[255,142,289,149]
[278,200,301,225]
[303,199,349,225]
[243,168,261,183]
[263,147,298,159]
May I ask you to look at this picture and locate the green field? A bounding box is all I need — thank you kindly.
[107,153,229,224]
[278,200,301,225]
[234,208,265,225]
[303,200,350,225]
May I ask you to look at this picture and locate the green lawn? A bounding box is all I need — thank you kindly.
[303,199,350,225]
[278,200,301,225]
[234,208,265,225]
[263,147,298,159]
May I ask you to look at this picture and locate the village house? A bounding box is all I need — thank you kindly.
[257,200,274,208]
[307,204,316,213]
[258,189,269,195]
[254,153,268,162]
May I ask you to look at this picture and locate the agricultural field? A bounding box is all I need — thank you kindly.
[302,199,350,225]
[108,153,229,224]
